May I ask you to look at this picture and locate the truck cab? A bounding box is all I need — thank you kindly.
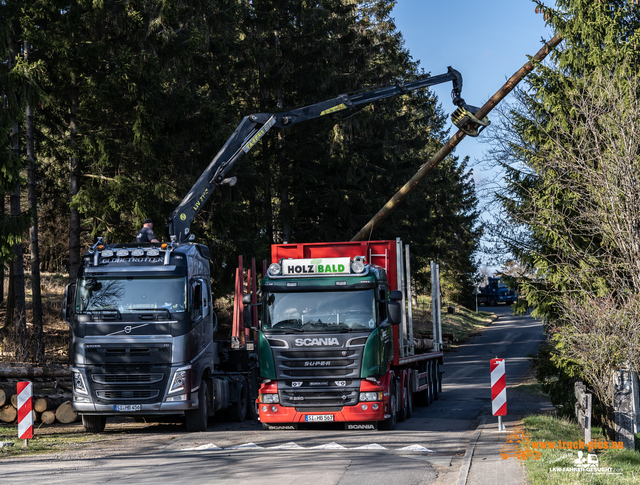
[64,239,252,432]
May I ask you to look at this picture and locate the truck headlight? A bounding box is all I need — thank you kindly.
[73,372,88,395]
[359,391,383,402]
[268,263,281,276]
[168,366,191,394]
[259,394,280,404]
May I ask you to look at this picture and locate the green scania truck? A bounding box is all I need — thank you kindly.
[256,239,444,430]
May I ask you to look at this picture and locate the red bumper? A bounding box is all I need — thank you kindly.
[258,401,384,423]
[258,380,385,424]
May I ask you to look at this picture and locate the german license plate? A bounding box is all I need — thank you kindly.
[305,414,334,422]
[115,405,141,412]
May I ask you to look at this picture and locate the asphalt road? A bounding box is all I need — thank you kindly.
[0,305,549,485]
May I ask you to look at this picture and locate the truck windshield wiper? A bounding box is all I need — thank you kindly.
[131,308,172,318]
[264,327,304,333]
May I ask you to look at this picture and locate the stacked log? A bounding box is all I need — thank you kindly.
[0,365,77,425]
[0,392,75,425]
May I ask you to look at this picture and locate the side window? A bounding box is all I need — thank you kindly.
[377,287,387,323]
[191,282,202,320]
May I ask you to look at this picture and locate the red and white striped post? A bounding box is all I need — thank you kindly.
[17,381,33,445]
[490,358,507,431]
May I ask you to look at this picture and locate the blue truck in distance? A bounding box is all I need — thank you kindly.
[474,277,517,306]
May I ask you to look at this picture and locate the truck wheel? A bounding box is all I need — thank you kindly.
[186,381,209,432]
[489,297,497,307]
[405,378,414,419]
[433,361,440,400]
[379,381,397,430]
[228,377,248,422]
[398,380,408,422]
[82,415,106,433]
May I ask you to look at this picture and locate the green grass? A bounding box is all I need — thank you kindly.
[0,424,117,458]
[512,382,549,398]
[521,414,640,484]
[412,295,495,343]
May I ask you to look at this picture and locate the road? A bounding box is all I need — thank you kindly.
[0,306,550,485]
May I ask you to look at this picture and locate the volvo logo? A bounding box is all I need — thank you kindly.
[124,326,132,334]
[294,338,340,347]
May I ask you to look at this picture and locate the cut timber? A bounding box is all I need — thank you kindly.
[41,410,56,425]
[34,397,48,413]
[55,401,78,424]
[0,405,17,423]
[10,394,17,409]
[34,397,67,413]
[0,364,71,378]
[0,389,5,407]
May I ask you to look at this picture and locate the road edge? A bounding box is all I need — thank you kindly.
[456,415,489,485]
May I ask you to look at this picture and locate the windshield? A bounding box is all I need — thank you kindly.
[76,276,187,313]
[263,290,376,332]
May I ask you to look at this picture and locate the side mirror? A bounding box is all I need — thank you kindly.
[62,283,76,324]
[242,294,252,305]
[389,290,402,301]
[388,301,401,325]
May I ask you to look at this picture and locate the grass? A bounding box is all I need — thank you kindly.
[521,413,640,484]
[0,423,118,458]
[412,294,495,344]
[512,381,549,399]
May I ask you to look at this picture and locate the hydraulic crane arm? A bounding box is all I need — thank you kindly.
[167,67,486,242]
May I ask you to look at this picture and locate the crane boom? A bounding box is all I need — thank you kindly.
[167,66,482,242]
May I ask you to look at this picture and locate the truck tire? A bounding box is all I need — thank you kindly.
[227,377,248,422]
[186,381,209,432]
[489,296,497,307]
[398,381,407,422]
[432,361,440,400]
[82,415,106,433]
[405,378,414,419]
[379,380,398,430]
[414,367,431,406]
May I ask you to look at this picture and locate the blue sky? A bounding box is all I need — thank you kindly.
[391,1,554,268]
[391,0,553,173]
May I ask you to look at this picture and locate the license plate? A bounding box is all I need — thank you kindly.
[305,414,334,422]
[115,405,141,412]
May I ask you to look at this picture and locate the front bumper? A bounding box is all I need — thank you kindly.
[72,400,197,414]
[258,401,385,423]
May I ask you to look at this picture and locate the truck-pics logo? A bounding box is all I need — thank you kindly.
[295,338,340,347]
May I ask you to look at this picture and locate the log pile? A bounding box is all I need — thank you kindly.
[0,364,77,426]
[0,394,76,425]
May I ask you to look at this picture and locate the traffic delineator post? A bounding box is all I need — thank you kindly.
[491,358,507,431]
[17,381,33,445]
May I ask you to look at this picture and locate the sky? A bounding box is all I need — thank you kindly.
[391,0,553,169]
[391,0,554,268]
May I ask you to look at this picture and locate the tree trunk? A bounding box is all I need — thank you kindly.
[0,199,4,306]
[0,405,17,423]
[11,179,28,362]
[0,364,71,378]
[41,410,55,425]
[25,41,44,364]
[55,401,77,424]
[4,261,14,330]
[68,70,81,282]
